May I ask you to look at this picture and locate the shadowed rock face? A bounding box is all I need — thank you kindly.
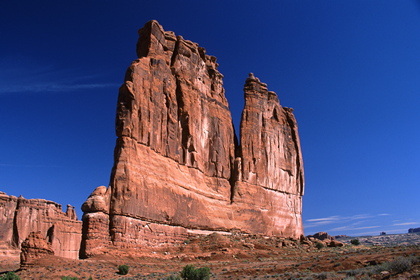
[80,20,304,257]
[0,192,81,260]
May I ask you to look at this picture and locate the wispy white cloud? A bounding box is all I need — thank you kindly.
[330,225,380,232]
[0,58,120,94]
[306,216,340,222]
[305,214,373,228]
[0,82,119,94]
[305,212,418,236]
[0,163,63,168]
[357,228,412,236]
[393,222,418,226]
[305,216,341,228]
[304,213,400,235]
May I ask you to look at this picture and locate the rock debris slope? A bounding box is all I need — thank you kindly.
[80,20,304,257]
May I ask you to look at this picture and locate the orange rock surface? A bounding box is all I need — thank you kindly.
[0,192,81,260]
[20,231,54,266]
[79,20,305,257]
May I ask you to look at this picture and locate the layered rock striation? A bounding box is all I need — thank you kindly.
[80,20,304,257]
[0,192,81,259]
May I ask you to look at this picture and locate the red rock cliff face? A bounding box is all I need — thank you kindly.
[0,192,81,260]
[232,74,304,237]
[80,20,304,257]
[240,73,304,195]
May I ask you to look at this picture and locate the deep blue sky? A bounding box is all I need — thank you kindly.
[1,1,419,237]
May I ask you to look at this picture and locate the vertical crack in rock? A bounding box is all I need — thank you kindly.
[284,108,305,196]
[170,35,181,68]
[229,124,241,203]
[175,78,189,165]
[11,200,20,248]
[80,21,305,256]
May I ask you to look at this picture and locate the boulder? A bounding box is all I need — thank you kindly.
[327,240,344,247]
[20,231,54,266]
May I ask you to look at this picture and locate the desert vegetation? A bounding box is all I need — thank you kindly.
[180,265,211,280]
[1,232,419,279]
[118,265,130,275]
[0,272,20,280]
[350,239,360,246]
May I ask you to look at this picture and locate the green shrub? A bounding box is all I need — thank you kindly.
[358,255,419,276]
[118,264,129,275]
[317,272,328,280]
[387,256,414,273]
[346,269,359,276]
[350,239,360,245]
[315,242,324,250]
[180,264,211,280]
[61,277,78,280]
[0,272,20,280]
[165,275,182,280]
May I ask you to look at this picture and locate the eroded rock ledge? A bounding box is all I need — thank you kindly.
[80,20,305,258]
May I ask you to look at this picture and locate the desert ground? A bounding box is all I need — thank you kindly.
[1,233,419,280]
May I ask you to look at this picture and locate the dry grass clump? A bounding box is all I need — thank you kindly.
[343,255,419,278]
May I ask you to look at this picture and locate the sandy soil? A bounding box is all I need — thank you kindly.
[1,233,419,279]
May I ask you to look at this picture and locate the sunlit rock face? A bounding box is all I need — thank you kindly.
[0,192,81,260]
[80,20,304,257]
[20,231,54,267]
[239,73,304,196]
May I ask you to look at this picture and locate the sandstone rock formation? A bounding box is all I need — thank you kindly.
[306,232,344,247]
[307,232,333,241]
[408,227,420,233]
[327,239,344,247]
[0,192,81,259]
[80,20,304,257]
[20,231,54,266]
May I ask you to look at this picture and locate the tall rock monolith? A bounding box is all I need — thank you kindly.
[80,20,304,257]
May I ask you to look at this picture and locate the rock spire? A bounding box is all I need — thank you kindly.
[80,20,305,257]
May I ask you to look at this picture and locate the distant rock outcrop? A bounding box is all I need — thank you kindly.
[80,20,305,257]
[409,227,420,233]
[307,232,344,247]
[307,232,333,241]
[0,192,81,260]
